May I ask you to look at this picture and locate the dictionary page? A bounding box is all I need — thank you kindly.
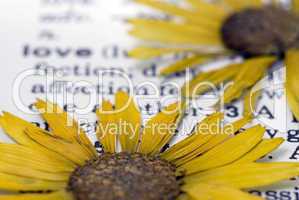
[0,0,298,199]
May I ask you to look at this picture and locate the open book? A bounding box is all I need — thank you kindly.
[0,0,298,199]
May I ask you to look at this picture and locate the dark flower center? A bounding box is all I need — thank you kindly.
[221,6,299,57]
[68,153,181,200]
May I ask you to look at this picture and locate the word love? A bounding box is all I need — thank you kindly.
[23,45,93,58]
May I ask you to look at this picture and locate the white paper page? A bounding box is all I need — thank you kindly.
[0,0,299,199]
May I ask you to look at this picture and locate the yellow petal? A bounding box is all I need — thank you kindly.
[234,138,284,163]
[182,183,263,200]
[185,162,299,189]
[223,0,263,10]
[35,99,97,157]
[0,144,75,173]
[25,127,91,166]
[129,18,219,37]
[0,190,74,200]
[223,56,275,104]
[135,0,224,27]
[186,0,229,19]
[115,91,142,153]
[0,172,66,191]
[161,112,223,161]
[293,0,299,12]
[182,62,239,98]
[129,20,222,46]
[139,102,179,155]
[97,100,118,153]
[286,50,299,120]
[173,116,251,166]
[128,17,221,46]
[0,160,70,181]
[160,55,211,75]
[193,116,251,153]
[35,99,76,141]
[0,112,77,168]
[0,112,42,146]
[170,135,214,166]
[96,100,117,153]
[179,125,265,174]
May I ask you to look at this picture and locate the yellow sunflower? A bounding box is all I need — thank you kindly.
[0,91,298,199]
[128,0,299,118]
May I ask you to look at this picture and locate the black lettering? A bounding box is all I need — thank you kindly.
[258,105,274,119]
[225,105,239,118]
[288,129,299,142]
[102,45,118,58]
[290,146,299,160]
[265,129,278,138]
[23,44,30,57]
[265,191,278,200]
[143,64,157,77]
[33,47,51,57]
[31,84,45,94]
[56,47,71,57]
[76,48,92,57]
[280,191,291,200]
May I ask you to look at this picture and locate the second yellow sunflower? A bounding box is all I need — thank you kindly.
[129,0,299,118]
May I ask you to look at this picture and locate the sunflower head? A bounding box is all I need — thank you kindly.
[221,6,299,56]
[68,152,180,200]
[1,92,299,200]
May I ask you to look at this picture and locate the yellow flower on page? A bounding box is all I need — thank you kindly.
[129,0,299,118]
[0,91,297,200]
